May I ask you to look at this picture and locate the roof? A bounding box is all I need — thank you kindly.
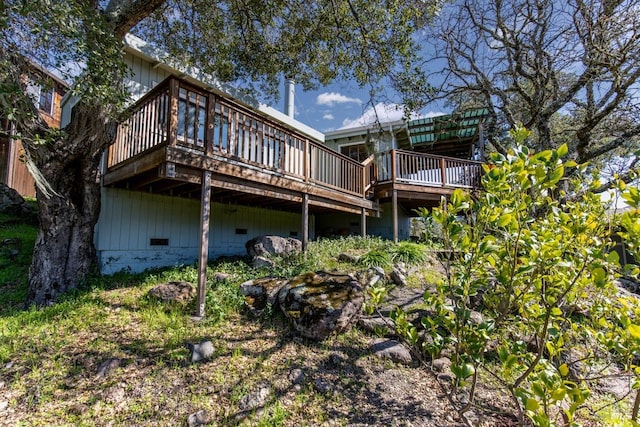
[406,108,488,147]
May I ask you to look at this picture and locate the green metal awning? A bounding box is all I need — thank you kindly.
[404,108,489,156]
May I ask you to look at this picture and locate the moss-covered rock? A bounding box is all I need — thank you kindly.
[278,271,364,340]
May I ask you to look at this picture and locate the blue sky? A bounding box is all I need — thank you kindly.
[268,79,446,133]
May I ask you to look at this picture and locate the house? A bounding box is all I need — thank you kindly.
[0,61,68,197]
[61,34,487,278]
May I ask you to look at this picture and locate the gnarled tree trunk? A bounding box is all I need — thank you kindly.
[25,104,117,306]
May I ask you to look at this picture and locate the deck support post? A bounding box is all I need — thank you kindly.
[361,207,367,237]
[195,170,212,319]
[392,189,398,244]
[302,193,309,252]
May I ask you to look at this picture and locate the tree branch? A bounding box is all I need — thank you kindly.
[104,0,166,38]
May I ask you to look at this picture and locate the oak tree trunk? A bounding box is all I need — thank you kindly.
[25,103,117,306]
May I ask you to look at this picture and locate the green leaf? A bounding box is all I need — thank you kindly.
[556,143,568,158]
[559,364,569,377]
[551,388,567,401]
[548,165,564,185]
[532,382,546,398]
[497,213,512,227]
[629,324,640,340]
[591,267,606,286]
[525,397,540,411]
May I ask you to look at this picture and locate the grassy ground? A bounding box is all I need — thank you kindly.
[0,210,634,426]
[0,214,456,426]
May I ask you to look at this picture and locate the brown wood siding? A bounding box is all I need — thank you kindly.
[1,80,66,198]
[6,140,36,197]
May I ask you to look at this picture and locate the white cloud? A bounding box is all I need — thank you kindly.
[339,103,446,129]
[316,92,362,107]
[322,113,334,120]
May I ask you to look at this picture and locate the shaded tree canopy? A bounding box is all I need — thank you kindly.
[426,0,640,183]
[0,0,439,306]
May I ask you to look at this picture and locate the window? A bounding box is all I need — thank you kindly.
[26,81,55,115]
[340,143,368,162]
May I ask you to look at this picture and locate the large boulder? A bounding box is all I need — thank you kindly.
[278,271,364,340]
[245,235,302,258]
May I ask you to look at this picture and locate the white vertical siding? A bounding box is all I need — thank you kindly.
[314,203,409,241]
[123,52,172,102]
[96,187,313,274]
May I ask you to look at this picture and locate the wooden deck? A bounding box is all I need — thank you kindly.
[105,76,482,224]
[105,77,378,216]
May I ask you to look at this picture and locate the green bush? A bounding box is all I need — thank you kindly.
[390,241,427,264]
[392,131,637,426]
[358,249,392,268]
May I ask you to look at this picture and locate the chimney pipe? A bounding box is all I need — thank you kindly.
[284,78,295,118]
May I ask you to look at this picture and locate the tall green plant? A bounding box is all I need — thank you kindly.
[396,127,624,426]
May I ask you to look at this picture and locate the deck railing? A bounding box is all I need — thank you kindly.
[110,77,365,197]
[110,78,482,200]
[378,149,482,188]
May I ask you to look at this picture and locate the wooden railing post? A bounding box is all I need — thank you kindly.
[205,93,215,156]
[168,78,179,147]
[302,193,309,252]
[440,157,447,186]
[304,139,310,182]
[390,149,397,183]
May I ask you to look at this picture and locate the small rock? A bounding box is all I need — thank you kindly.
[0,401,8,412]
[463,410,480,425]
[4,361,14,369]
[187,340,215,363]
[469,310,483,325]
[437,373,453,383]
[147,281,195,303]
[432,357,451,373]
[616,278,640,294]
[288,368,305,385]
[358,316,394,335]
[370,338,412,365]
[253,256,276,269]
[67,403,86,416]
[313,378,334,393]
[213,272,231,282]
[187,409,212,427]
[389,267,407,287]
[0,184,27,214]
[338,253,359,263]
[96,357,121,379]
[246,235,302,258]
[457,390,470,405]
[364,267,386,287]
[238,386,270,412]
[106,385,125,403]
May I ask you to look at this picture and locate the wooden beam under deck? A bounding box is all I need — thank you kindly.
[104,147,380,216]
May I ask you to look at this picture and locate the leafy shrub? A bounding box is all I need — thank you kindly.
[358,249,392,268]
[388,132,636,426]
[390,241,427,264]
